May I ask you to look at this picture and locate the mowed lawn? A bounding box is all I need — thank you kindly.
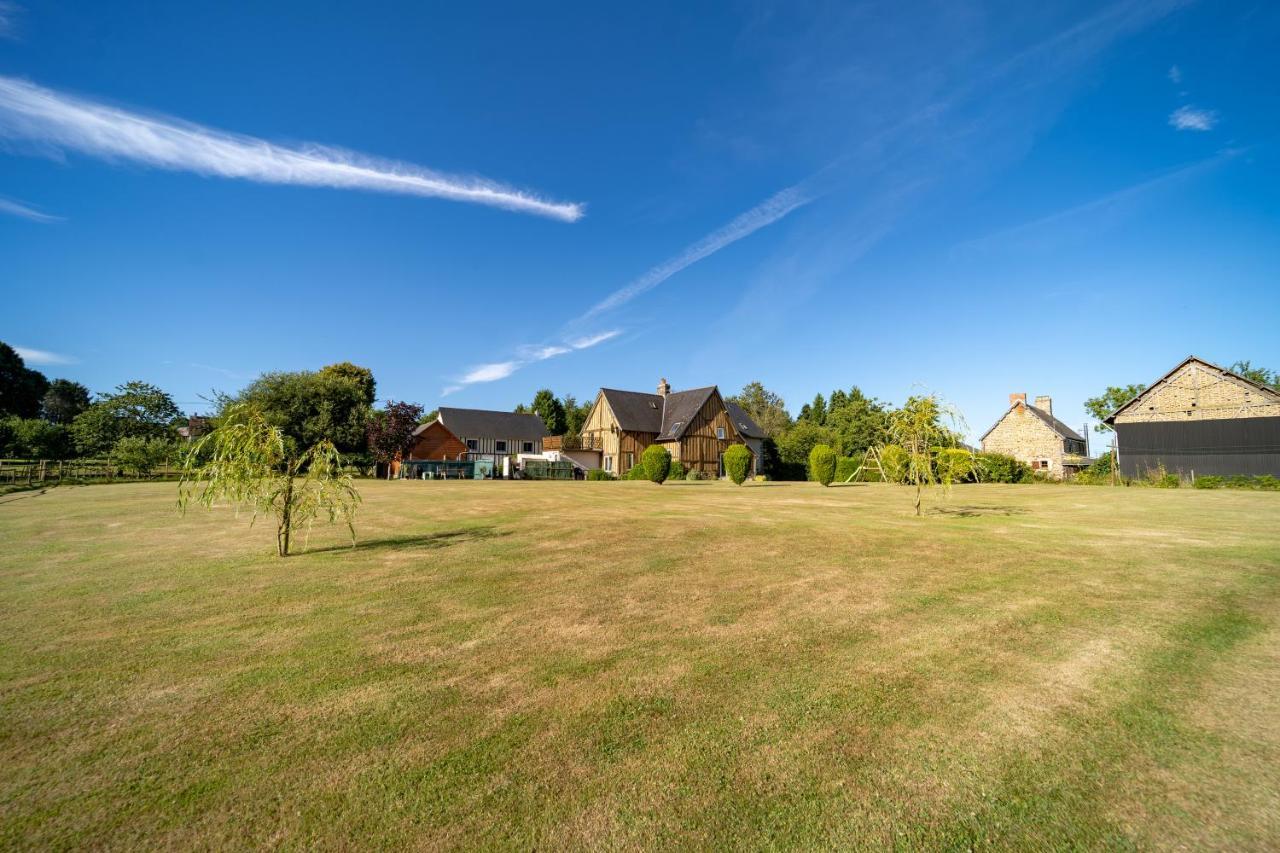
[2,480,1279,850]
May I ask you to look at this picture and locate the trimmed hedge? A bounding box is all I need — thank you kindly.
[625,463,649,480]
[808,444,837,486]
[642,444,672,484]
[972,451,1031,484]
[668,459,685,481]
[586,468,615,481]
[723,444,751,485]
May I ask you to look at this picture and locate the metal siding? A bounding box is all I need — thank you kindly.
[1115,417,1280,478]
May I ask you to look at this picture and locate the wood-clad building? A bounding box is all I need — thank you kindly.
[1104,356,1280,478]
[402,407,548,475]
[581,378,764,477]
[405,419,468,462]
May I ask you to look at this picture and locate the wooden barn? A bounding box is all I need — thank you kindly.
[580,378,764,478]
[1104,356,1280,478]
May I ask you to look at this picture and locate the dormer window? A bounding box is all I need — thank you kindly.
[716,427,726,439]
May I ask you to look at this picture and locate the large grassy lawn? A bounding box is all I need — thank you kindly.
[2,479,1279,849]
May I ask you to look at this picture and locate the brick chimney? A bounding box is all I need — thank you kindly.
[657,377,671,397]
[1009,392,1026,407]
[1034,395,1052,416]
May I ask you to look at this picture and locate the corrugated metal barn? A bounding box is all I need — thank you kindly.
[1105,356,1280,478]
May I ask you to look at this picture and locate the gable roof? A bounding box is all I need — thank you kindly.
[598,388,664,433]
[595,384,765,441]
[433,407,548,440]
[724,400,766,439]
[659,387,716,439]
[1103,355,1280,425]
[980,400,1084,443]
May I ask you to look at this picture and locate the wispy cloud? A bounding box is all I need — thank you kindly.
[0,76,584,221]
[1167,64,1182,84]
[1169,104,1217,131]
[14,345,76,365]
[443,329,620,395]
[0,195,61,222]
[0,2,19,39]
[580,184,813,321]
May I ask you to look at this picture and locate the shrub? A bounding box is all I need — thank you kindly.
[935,447,977,483]
[587,468,615,481]
[973,452,1031,484]
[1,416,75,459]
[1192,475,1223,489]
[111,435,175,476]
[878,444,909,484]
[1144,464,1180,488]
[625,463,648,480]
[686,467,704,481]
[723,444,751,485]
[808,444,837,486]
[668,459,685,480]
[834,457,861,483]
[641,445,671,484]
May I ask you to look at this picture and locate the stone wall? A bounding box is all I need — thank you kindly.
[1113,360,1280,424]
[982,404,1065,477]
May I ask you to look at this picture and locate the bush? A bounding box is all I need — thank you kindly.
[1193,474,1279,491]
[624,463,648,480]
[1144,464,1180,488]
[878,444,909,484]
[641,444,671,484]
[587,468,615,481]
[723,444,751,485]
[935,447,977,483]
[0,416,75,459]
[111,435,175,476]
[808,444,837,486]
[1192,475,1223,489]
[668,459,685,481]
[834,457,862,483]
[686,467,704,481]
[973,452,1031,484]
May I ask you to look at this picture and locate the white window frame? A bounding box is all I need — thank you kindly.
[604,455,613,472]
[716,426,726,440]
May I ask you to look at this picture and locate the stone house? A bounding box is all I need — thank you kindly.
[1103,355,1280,477]
[980,393,1089,478]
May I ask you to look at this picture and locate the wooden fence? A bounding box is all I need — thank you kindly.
[0,459,184,488]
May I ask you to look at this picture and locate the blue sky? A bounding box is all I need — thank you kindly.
[2,1,1278,442]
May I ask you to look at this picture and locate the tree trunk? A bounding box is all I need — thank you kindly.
[278,476,294,557]
[914,481,922,517]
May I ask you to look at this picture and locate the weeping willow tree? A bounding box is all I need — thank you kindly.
[883,394,976,516]
[178,404,361,556]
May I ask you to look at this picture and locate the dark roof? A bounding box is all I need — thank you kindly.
[1103,355,1280,425]
[659,387,716,439]
[597,385,765,441]
[979,401,1084,443]
[724,400,766,439]
[435,407,548,441]
[599,388,664,433]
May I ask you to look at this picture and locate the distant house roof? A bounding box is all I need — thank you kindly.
[599,388,664,433]
[597,384,765,441]
[1102,355,1280,425]
[431,407,548,441]
[979,400,1085,443]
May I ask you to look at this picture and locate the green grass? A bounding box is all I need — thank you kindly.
[2,480,1279,849]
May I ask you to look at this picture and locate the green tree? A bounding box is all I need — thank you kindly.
[805,393,828,425]
[808,444,837,486]
[1084,384,1147,433]
[776,420,837,468]
[723,444,752,485]
[179,404,360,557]
[111,435,175,476]
[1,416,74,458]
[0,343,50,419]
[530,389,567,435]
[727,381,792,437]
[885,394,973,516]
[318,362,376,407]
[234,365,374,455]
[641,444,672,484]
[71,381,181,455]
[562,394,592,437]
[41,379,91,424]
[1230,360,1278,389]
[825,386,890,457]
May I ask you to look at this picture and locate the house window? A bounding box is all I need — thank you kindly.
[716,426,726,440]
[624,452,634,471]
[466,439,478,451]
[604,456,613,472]
[670,422,681,435]
[495,440,507,453]
[522,441,533,453]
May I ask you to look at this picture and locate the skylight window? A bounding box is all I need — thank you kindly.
[670,422,681,435]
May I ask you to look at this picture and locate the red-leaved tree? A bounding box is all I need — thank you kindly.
[366,401,425,479]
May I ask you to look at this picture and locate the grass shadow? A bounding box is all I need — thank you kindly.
[308,526,507,554]
[928,505,1031,518]
[0,487,53,506]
